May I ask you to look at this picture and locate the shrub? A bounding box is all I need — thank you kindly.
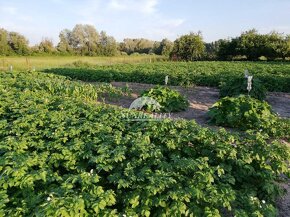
[120,51,128,56]
[207,95,277,131]
[259,56,268,61]
[141,86,189,112]
[219,77,267,100]
[65,60,93,68]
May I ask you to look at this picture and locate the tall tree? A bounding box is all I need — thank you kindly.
[119,38,155,54]
[8,32,30,55]
[171,32,205,61]
[136,39,154,54]
[57,29,73,54]
[217,39,239,60]
[158,39,174,56]
[98,31,118,56]
[205,40,225,60]
[119,39,136,54]
[267,31,289,59]
[36,38,55,54]
[0,28,12,55]
[286,35,290,57]
[71,24,99,55]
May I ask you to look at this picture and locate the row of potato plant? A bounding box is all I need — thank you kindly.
[0,71,289,216]
[45,61,290,92]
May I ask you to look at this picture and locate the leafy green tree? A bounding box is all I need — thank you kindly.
[152,41,161,54]
[205,40,226,60]
[57,29,74,54]
[153,39,174,56]
[119,38,155,54]
[36,38,55,54]
[98,31,118,56]
[136,38,155,54]
[217,29,290,60]
[8,32,30,55]
[0,28,12,55]
[171,32,205,61]
[71,24,99,55]
[237,29,262,60]
[216,39,233,60]
[286,35,290,57]
[119,39,136,54]
[160,39,174,56]
[267,31,289,59]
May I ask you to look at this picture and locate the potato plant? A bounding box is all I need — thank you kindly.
[0,71,289,216]
[44,61,290,92]
[141,86,189,112]
[219,77,267,100]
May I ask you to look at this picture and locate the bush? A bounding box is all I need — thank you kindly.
[65,60,93,68]
[232,55,247,61]
[207,95,277,131]
[259,56,268,61]
[219,77,267,100]
[120,51,128,56]
[130,52,141,56]
[141,86,189,112]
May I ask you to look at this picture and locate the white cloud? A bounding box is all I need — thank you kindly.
[108,0,159,14]
[163,19,185,28]
[1,6,17,15]
[143,18,186,40]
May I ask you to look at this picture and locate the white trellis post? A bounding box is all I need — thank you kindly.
[244,70,253,96]
[247,76,253,96]
[165,75,169,85]
[244,69,249,78]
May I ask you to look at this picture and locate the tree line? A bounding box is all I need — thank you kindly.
[0,24,173,57]
[170,30,290,61]
[0,24,289,61]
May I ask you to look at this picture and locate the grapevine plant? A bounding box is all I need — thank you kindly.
[0,71,289,216]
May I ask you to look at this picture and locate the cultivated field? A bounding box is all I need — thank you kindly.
[0,61,289,216]
[46,61,290,92]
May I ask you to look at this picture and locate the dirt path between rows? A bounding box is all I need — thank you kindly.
[107,82,290,125]
[102,82,290,217]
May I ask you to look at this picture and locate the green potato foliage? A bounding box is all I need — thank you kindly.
[0,71,289,216]
[219,77,267,100]
[44,61,290,92]
[207,96,277,131]
[141,86,189,112]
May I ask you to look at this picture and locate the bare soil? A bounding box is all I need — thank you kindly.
[277,181,290,217]
[107,82,290,124]
[103,82,290,217]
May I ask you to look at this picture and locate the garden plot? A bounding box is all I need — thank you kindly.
[103,82,290,124]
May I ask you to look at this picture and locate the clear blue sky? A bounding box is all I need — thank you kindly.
[0,0,290,45]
